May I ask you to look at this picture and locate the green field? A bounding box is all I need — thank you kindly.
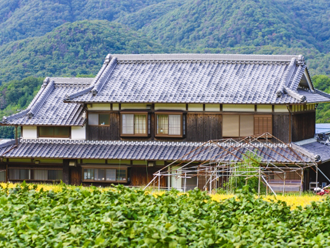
[0,183,329,247]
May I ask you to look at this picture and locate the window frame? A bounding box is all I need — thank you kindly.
[155,112,183,138]
[120,112,149,137]
[87,112,110,126]
[81,165,130,183]
[222,114,272,138]
[37,126,71,138]
[8,168,63,182]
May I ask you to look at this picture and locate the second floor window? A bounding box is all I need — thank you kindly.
[156,113,182,137]
[121,113,148,136]
[38,126,71,138]
[88,113,110,126]
[223,114,272,137]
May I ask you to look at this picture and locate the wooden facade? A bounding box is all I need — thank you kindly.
[273,114,291,143]
[86,108,316,143]
[292,111,315,142]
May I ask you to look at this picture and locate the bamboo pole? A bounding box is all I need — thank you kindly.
[300,168,304,195]
[258,167,261,197]
[283,172,286,195]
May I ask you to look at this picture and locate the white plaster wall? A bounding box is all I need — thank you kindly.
[87,103,111,111]
[188,104,203,111]
[155,103,186,111]
[205,104,220,112]
[121,103,148,110]
[22,126,37,139]
[274,105,289,112]
[113,104,119,110]
[257,105,272,112]
[71,125,86,140]
[223,104,254,112]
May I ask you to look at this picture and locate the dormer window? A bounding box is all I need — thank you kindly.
[121,112,149,137]
[156,112,183,137]
[88,113,110,126]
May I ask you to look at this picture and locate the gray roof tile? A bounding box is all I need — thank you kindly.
[1,139,314,163]
[297,139,330,163]
[66,54,330,104]
[2,77,93,126]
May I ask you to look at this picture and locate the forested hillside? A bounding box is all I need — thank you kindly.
[135,0,330,52]
[0,0,330,138]
[0,20,165,84]
[0,77,43,138]
[0,0,167,45]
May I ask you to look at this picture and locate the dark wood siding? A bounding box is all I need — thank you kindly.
[70,165,81,185]
[273,114,290,143]
[86,111,313,143]
[292,111,315,142]
[185,114,222,141]
[130,166,166,187]
[88,112,222,142]
[87,113,119,140]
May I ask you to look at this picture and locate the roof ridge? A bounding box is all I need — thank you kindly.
[314,89,330,99]
[112,53,305,62]
[27,80,55,118]
[65,54,112,101]
[92,57,117,96]
[19,139,290,148]
[2,109,30,123]
[283,86,306,102]
[0,139,16,149]
[276,58,297,97]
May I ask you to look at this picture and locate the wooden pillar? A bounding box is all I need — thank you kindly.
[63,159,70,184]
[6,164,8,182]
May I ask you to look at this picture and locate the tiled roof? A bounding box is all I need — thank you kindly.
[0,139,16,155]
[1,139,315,163]
[296,137,330,163]
[66,54,330,104]
[2,77,93,126]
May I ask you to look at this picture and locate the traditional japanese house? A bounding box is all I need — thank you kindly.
[1,54,330,191]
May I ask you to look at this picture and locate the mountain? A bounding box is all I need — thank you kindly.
[0,0,330,137]
[0,20,165,84]
[117,0,185,31]
[0,0,167,46]
[0,77,43,138]
[135,0,330,53]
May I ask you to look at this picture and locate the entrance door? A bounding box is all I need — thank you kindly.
[170,166,182,191]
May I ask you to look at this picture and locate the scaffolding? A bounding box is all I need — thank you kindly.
[144,133,318,195]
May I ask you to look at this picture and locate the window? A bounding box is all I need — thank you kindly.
[156,113,182,137]
[121,113,148,136]
[223,114,272,137]
[8,169,63,181]
[9,169,31,180]
[0,170,6,182]
[88,113,110,126]
[254,115,272,136]
[82,167,129,183]
[48,170,63,180]
[38,126,71,138]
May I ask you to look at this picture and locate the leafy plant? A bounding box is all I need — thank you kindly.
[0,184,330,247]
